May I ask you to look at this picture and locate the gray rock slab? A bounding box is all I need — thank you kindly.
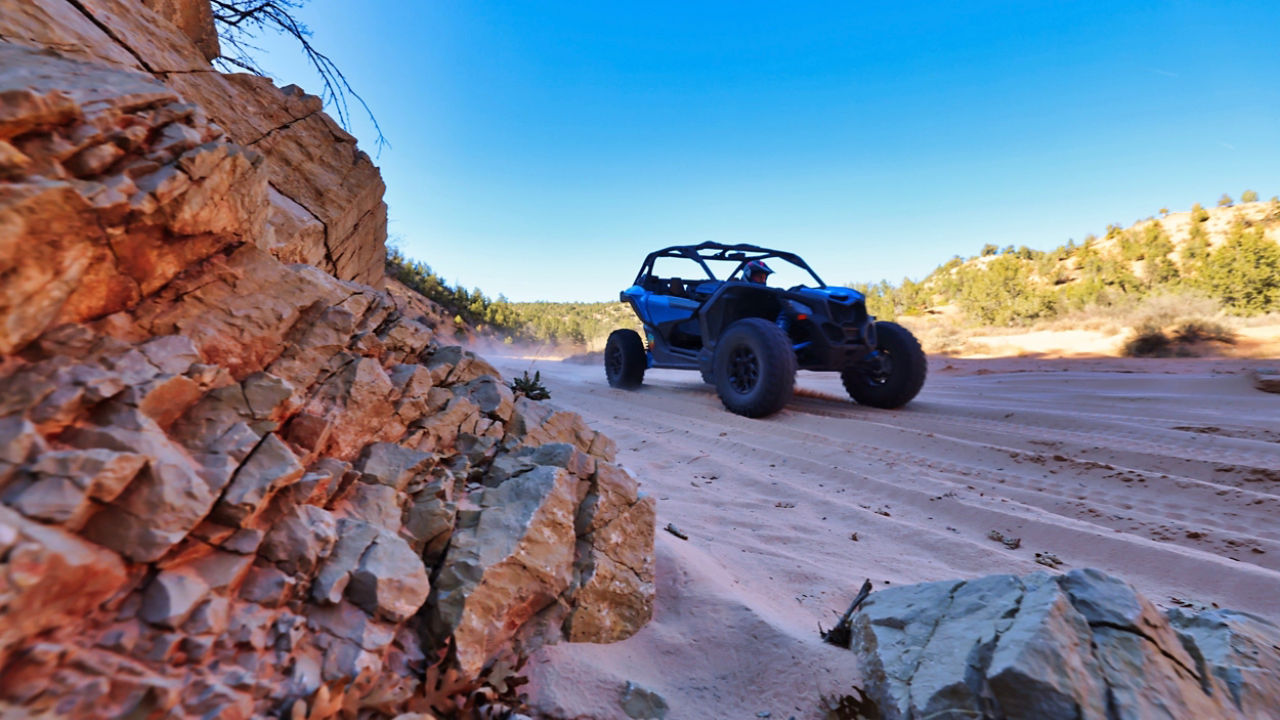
[140,569,210,629]
[346,530,430,622]
[311,518,378,605]
[1168,608,1280,717]
[212,432,303,525]
[333,481,402,531]
[850,569,1268,720]
[355,442,432,491]
[259,504,338,575]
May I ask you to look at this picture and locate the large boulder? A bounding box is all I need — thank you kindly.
[430,465,579,677]
[564,493,657,642]
[851,568,1280,720]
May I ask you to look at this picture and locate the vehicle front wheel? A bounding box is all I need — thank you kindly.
[605,329,646,389]
[841,321,927,408]
[713,318,796,417]
[699,361,715,385]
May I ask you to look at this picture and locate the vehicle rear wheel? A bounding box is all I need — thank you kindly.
[713,318,796,417]
[604,329,646,389]
[841,321,927,408]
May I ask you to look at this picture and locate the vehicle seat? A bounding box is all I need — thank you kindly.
[668,278,687,298]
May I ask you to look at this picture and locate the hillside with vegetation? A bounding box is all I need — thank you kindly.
[386,247,637,348]
[389,193,1280,356]
[854,193,1280,324]
[853,193,1280,356]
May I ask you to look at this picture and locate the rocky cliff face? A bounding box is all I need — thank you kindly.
[3,0,386,292]
[0,3,654,717]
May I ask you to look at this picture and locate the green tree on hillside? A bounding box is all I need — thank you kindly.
[849,276,933,321]
[1202,224,1280,313]
[840,199,1279,327]
[1218,193,1234,208]
[1180,222,1211,276]
[1241,189,1259,203]
[1132,222,1176,286]
[954,255,1055,325]
[1073,238,1141,297]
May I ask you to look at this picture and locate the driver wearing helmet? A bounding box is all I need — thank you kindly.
[744,259,774,285]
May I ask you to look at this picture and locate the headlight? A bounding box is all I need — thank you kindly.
[787,300,813,317]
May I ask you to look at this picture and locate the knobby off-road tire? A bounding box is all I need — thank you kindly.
[605,329,646,389]
[713,318,796,418]
[699,363,715,385]
[842,320,927,409]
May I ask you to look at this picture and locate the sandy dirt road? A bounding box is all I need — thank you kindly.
[490,355,1280,719]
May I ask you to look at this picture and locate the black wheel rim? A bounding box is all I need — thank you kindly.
[727,345,759,393]
[864,350,893,386]
[606,344,623,378]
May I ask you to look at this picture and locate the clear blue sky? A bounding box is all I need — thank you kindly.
[251,1,1279,302]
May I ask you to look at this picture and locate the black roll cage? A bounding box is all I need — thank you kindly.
[632,242,827,289]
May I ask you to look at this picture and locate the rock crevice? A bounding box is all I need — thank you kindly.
[63,0,157,73]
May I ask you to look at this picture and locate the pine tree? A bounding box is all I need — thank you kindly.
[1202,225,1280,313]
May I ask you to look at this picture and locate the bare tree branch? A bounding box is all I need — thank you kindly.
[210,0,387,153]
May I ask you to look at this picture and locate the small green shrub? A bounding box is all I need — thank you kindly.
[1129,291,1222,329]
[1170,319,1236,344]
[1122,324,1174,357]
[1123,315,1236,357]
[509,370,550,400]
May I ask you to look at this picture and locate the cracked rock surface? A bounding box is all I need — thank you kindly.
[851,568,1280,720]
[3,0,387,290]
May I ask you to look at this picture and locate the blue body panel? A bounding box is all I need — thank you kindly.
[791,286,864,306]
[623,285,696,328]
[642,294,699,327]
[625,283,866,329]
